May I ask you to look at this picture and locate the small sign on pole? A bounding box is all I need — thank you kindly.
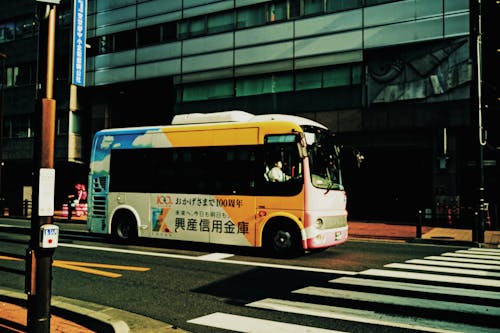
[72,0,87,87]
[38,168,55,216]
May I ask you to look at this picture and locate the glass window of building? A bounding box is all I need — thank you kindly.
[190,17,207,37]
[365,0,398,5]
[114,30,136,52]
[182,80,233,101]
[162,22,176,42]
[236,73,293,96]
[178,21,189,39]
[57,114,69,135]
[138,24,161,47]
[15,63,33,86]
[15,17,35,39]
[6,66,18,87]
[0,22,15,43]
[289,0,301,18]
[304,0,324,16]
[352,64,362,84]
[267,1,287,22]
[98,35,113,54]
[323,65,351,87]
[11,115,32,138]
[207,11,234,34]
[326,0,362,12]
[237,6,267,28]
[296,70,322,91]
[58,8,73,26]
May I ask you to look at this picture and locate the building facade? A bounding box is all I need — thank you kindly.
[1,0,499,225]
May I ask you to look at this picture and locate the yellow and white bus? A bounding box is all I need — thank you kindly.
[87,111,348,256]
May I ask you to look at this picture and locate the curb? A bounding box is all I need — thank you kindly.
[409,238,483,248]
[350,234,482,247]
[0,288,187,333]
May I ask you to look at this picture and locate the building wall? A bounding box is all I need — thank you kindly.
[85,0,469,88]
[0,0,84,214]
[80,0,481,223]
[3,0,495,223]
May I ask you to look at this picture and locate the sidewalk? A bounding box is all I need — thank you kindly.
[1,220,499,332]
[348,220,500,247]
[0,289,187,333]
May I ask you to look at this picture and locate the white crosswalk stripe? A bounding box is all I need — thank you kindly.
[293,286,500,316]
[188,247,500,332]
[329,276,500,300]
[187,312,346,333]
[247,298,496,333]
[383,262,500,277]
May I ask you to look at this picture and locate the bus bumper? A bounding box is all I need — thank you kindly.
[304,225,348,249]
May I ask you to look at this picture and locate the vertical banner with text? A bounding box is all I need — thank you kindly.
[72,0,87,87]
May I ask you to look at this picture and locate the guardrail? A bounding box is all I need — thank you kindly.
[416,207,494,240]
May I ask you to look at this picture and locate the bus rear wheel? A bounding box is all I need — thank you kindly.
[264,221,302,258]
[112,211,137,242]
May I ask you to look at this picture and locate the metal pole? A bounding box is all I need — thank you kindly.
[471,0,486,244]
[476,0,486,244]
[0,52,6,205]
[27,4,57,332]
[416,210,422,238]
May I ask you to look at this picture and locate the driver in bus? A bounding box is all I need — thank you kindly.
[267,161,290,182]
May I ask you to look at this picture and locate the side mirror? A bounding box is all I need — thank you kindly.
[340,147,364,169]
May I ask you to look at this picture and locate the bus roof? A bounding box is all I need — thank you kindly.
[95,111,327,137]
[172,111,327,129]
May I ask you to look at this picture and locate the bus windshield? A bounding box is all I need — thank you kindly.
[303,127,343,191]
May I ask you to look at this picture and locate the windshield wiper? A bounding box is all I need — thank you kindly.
[324,182,343,194]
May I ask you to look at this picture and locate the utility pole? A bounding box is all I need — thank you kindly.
[471,0,486,244]
[27,1,60,332]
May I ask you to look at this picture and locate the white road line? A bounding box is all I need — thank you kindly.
[247,298,496,333]
[406,259,500,271]
[459,249,500,256]
[384,263,500,278]
[424,255,500,265]
[187,312,345,333]
[58,243,357,275]
[442,252,500,260]
[293,286,500,317]
[196,253,234,260]
[329,276,500,300]
[360,269,500,288]
[466,248,500,253]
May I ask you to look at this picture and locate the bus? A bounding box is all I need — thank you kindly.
[86,111,348,256]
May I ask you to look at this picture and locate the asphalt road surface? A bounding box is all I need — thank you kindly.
[1,221,499,332]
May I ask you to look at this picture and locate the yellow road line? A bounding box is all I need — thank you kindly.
[54,262,122,278]
[0,255,22,261]
[0,256,150,278]
[55,260,150,272]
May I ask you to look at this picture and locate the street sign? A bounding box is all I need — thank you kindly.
[38,168,55,216]
[72,0,87,87]
[39,224,59,249]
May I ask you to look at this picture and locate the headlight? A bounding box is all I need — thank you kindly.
[315,218,324,229]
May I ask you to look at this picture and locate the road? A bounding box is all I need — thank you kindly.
[1,219,499,332]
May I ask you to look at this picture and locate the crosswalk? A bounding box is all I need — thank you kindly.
[187,247,500,332]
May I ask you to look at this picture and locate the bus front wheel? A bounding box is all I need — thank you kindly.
[112,211,138,242]
[264,221,302,258]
